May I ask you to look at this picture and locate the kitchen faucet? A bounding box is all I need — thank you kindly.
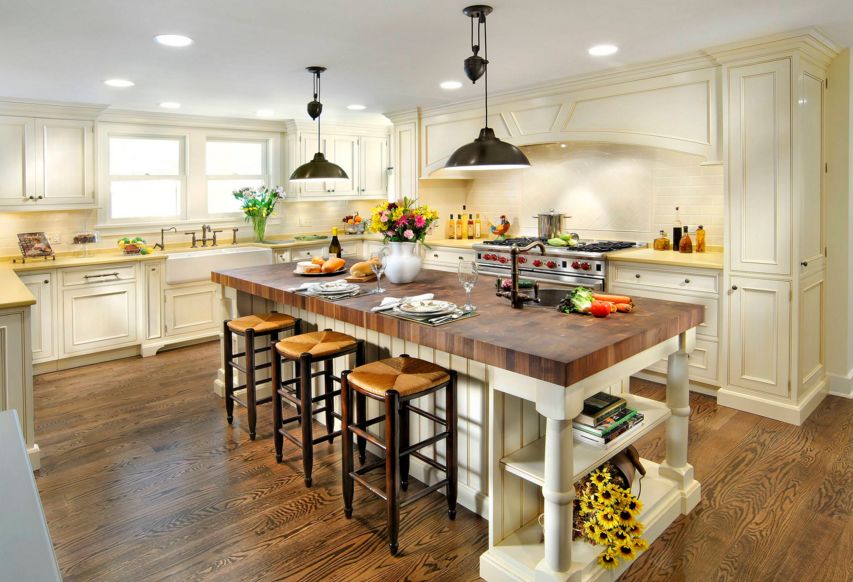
[154,226,177,251]
[200,224,212,247]
[496,240,543,309]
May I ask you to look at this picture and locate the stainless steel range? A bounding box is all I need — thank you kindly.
[473,237,643,290]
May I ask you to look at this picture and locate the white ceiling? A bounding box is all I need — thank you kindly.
[1,0,852,123]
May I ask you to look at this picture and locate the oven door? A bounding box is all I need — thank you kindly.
[517,269,605,291]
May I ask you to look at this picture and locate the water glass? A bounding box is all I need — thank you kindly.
[458,260,479,311]
[369,246,389,294]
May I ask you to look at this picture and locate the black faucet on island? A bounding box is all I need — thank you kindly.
[496,240,544,309]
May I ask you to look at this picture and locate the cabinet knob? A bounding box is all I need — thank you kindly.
[43,279,49,284]
[800,261,808,267]
[684,278,691,284]
[28,195,35,200]
[731,285,738,291]
[635,273,641,278]
[433,253,439,258]
[37,195,43,200]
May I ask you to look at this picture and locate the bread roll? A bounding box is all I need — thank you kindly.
[349,260,375,277]
[304,264,321,273]
[321,257,346,273]
[296,261,314,273]
[311,256,326,266]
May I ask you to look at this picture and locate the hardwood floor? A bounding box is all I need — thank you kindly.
[33,342,852,581]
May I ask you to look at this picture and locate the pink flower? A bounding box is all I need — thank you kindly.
[403,229,415,240]
[395,216,409,227]
[414,214,426,228]
[385,230,395,237]
[380,211,389,222]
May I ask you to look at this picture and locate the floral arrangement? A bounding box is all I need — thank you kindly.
[368,196,439,244]
[576,466,648,570]
[232,185,285,242]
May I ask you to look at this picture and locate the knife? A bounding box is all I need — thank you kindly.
[429,310,469,325]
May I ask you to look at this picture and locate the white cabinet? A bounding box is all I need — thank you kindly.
[358,136,388,197]
[164,283,218,337]
[0,116,94,210]
[727,276,790,396]
[61,281,138,355]
[144,263,162,341]
[0,116,35,205]
[299,135,330,195]
[728,59,792,276]
[422,246,476,272]
[19,273,55,364]
[327,135,359,196]
[0,308,37,467]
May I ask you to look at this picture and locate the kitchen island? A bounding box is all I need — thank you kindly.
[212,263,703,581]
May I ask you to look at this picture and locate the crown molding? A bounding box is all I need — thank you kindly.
[0,97,107,119]
[283,119,391,136]
[384,108,420,125]
[98,109,290,132]
[706,27,840,68]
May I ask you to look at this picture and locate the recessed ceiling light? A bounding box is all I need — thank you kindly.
[159,101,181,109]
[347,104,367,111]
[560,144,567,148]
[104,78,134,88]
[440,80,463,90]
[154,34,193,47]
[588,44,619,56]
[256,109,275,117]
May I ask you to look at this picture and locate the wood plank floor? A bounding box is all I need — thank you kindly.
[33,342,852,581]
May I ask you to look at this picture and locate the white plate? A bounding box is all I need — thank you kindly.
[293,268,346,277]
[314,282,359,293]
[398,300,456,314]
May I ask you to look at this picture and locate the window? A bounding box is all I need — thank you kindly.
[206,140,268,214]
[108,136,184,220]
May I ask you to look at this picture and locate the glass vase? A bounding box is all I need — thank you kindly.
[250,214,268,243]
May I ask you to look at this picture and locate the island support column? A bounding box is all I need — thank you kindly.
[659,331,701,513]
[541,418,574,573]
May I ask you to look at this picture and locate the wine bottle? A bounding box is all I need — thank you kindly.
[329,227,342,258]
[447,214,456,239]
[672,206,682,248]
[475,213,482,238]
[460,205,468,239]
[467,214,475,238]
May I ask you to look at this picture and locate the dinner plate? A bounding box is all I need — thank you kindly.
[314,283,359,295]
[398,300,456,315]
[293,268,347,277]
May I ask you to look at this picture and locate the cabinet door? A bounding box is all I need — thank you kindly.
[359,136,388,197]
[145,263,162,341]
[798,71,824,268]
[62,282,138,355]
[327,135,358,195]
[34,119,94,206]
[798,272,824,392]
[0,312,28,425]
[728,59,792,275]
[0,116,35,206]
[164,283,218,337]
[19,273,54,363]
[728,276,790,396]
[299,135,329,195]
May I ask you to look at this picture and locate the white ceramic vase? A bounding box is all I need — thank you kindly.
[384,241,422,284]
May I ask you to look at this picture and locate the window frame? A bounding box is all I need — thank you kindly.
[203,137,271,219]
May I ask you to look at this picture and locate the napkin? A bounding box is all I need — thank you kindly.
[288,282,317,292]
[371,293,434,312]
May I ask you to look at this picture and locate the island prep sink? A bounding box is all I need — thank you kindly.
[527,287,570,308]
[165,247,273,284]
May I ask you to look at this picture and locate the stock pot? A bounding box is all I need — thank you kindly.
[533,209,570,239]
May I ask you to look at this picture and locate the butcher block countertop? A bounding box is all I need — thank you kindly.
[212,263,704,387]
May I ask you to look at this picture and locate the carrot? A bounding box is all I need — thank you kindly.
[592,292,632,304]
[615,303,633,313]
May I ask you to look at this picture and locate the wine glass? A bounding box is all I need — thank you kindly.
[369,246,389,294]
[458,260,479,311]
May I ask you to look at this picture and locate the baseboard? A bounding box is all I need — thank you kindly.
[33,345,141,374]
[828,369,853,398]
[717,379,829,425]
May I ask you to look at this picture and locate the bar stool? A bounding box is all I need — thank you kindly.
[340,355,457,555]
[224,312,300,440]
[271,329,365,487]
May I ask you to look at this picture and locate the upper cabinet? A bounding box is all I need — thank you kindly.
[0,115,95,210]
[284,120,389,200]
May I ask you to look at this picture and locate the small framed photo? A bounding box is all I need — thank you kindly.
[16,232,55,259]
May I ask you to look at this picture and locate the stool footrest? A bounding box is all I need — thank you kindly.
[353,457,386,475]
[401,431,450,459]
[400,479,449,508]
[230,394,273,409]
[349,472,387,501]
[405,404,447,427]
[349,425,385,450]
[233,377,272,392]
[411,450,447,473]
[280,370,326,387]
[229,360,272,374]
[232,345,273,359]
[280,427,341,447]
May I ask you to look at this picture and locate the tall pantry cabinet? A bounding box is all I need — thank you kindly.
[716,35,835,424]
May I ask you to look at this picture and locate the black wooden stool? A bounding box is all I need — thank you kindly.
[271,329,365,487]
[224,312,300,440]
[340,354,457,555]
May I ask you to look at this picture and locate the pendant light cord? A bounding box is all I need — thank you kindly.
[315,71,322,150]
[483,13,488,130]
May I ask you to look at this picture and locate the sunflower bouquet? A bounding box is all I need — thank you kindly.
[575,465,648,570]
[368,196,439,244]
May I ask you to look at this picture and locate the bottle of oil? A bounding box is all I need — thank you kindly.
[460,205,468,239]
[695,225,706,253]
[447,214,456,239]
[329,227,342,258]
[467,214,475,238]
[653,230,671,251]
[475,213,482,238]
[678,225,693,253]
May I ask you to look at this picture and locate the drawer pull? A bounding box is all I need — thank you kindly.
[635,273,641,278]
[800,261,808,267]
[731,285,738,291]
[84,272,120,280]
[434,254,439,258]
[43,279,49,284]
[684,278,691,284]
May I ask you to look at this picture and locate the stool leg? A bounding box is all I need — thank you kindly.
[293,358,302,425]
[385,390,401,556]
[323,358,335,438]
[224,321,234,424]
[356,392,367,465]
[399,403,410,491]
[341,371,354,519]
[299,353,314,487]
[446,371,458,520]
[245,329,257,440]
[272,346,284,463]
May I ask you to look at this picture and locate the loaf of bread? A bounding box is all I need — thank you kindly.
[349,260,376,277]
[311,256,326,266]
[321,257,346,273]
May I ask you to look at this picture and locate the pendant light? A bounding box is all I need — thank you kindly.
[444,5,530,171]
[290,66,349,182]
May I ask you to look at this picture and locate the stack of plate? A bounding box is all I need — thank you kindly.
[311,281,361,299]
[395,299,457,318]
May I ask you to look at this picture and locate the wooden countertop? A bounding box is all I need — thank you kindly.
[212,263,704,386]
[606,247,723,269]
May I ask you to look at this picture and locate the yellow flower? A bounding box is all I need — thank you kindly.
[617,508,637,526]
[591,469,611,488]
[616,543,636,560]
[632,537,649,552]
[597,510,619,528]
[597,550,619,570]
[624,496,643,516]
[579,499,596,514]
[598,486,618,505]
[594,528,611,545]
[584,521,600,538]
[611,528,630,543]
[627,522,645,537]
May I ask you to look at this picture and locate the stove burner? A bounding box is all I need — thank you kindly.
[575,241,636,253]
[484,237,545,247]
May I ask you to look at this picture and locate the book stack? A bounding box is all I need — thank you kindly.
[573,392,644,447]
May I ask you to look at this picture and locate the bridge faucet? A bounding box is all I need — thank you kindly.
[154,226,177,251]
[200,224,212,247]
[496,240,544,309]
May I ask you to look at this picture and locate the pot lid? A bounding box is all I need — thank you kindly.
[534,208,568,217]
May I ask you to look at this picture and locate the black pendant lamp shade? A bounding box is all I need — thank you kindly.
[445,6,530,171]
[290,66,349,182]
